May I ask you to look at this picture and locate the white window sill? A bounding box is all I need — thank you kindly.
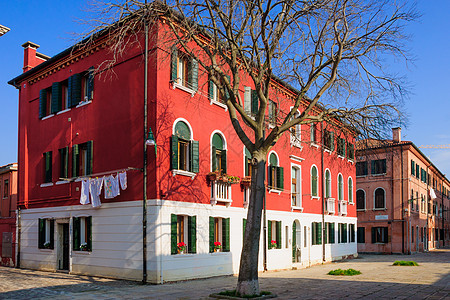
[356,175,368,178]
[373,208,387,211]
[311,196,320,200]
[41,114,55,121]
[76,100,92,108]
[172,253,196,258]
[291,140,303,149]
[349,202,354,205]
[347,159,354,164]
[291,206,304,212]
[310,143,319,148]
[324,149,332,154]
[337,155,345,160]
[172,169,196,179]
[39,249,53,252]
[56,108,71,115]
[40,183,54,188]
[371,173,386,177]
[268,189,282,195]
[211,198,232,207]
[356,208,367,212]
[73,250,91,255]
[56,180,70,185]
[210,251,228,255]
[173,82,196,97]
[210,99,228,110]
[289,155,304,162]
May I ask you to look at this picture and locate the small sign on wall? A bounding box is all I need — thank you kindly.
[375,215,388,220]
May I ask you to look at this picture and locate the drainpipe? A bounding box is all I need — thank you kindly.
[442,186,444,247]
[142,5,149,285]
[16,207,21,268]
[263,130,267,272]
[321,122,325,262]
[400,145,404,254]
[426,165,429,252]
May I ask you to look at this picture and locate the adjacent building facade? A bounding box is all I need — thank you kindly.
[0,163,18,266]
[356,128,450,254]
[9,19,357,283]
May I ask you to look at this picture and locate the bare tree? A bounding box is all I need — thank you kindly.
[81,0,417,296]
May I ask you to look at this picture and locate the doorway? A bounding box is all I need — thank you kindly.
[292,220,301,263]
[58,223,70,271]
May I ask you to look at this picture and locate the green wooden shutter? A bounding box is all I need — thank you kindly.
[51,82,62,114]
[317,222,322,245]
[343,224,348,243]
[222,218,230,252]
[86,216,92,251]
[276,221,281,249]
[86,141,93,175]
[63,146,69,178]
[68,75,73,107]
[330,132,335,151]
[330,223,335,243]
[221,150,227,173]
[251,89,258,115]
[211,146,217,172]
[73,217,80,251]
[411,160,415,175]
[87,66,95,100]
[188,216,196,254]
[190,58,198,91]
[276,167,284,189]
[243,219,247,242]
[190,140,199,173]
[382,159,386,174]
[209,217,215,253]
[312,167,317,196]
[71,73,82,107]
[225,75,231,100]
[311,223,316,245]
[292,222,296,262]
[170,48,178,82]
[268,220,272,246]
[371,160,375,175]
[72,144,79,177]
[44,151,52,183]
[171,214,177,255]
[268,166,273,188]
[324,223,328,244]
[38,219,45,248]
[39,89,47,119]
[49,219,55,249]
[171,135,179,170]
[208,76,214,100]
[371,227,376,243]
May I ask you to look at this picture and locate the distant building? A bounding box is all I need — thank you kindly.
[0,163,18,266]
[0,25,10,36]
[356,128,450,254]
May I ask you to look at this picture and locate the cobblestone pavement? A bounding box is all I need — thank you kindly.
[0,249,448,299]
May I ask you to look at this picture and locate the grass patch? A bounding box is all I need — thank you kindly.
[393,260,419,266]
[217,289,272,298]
[327,268,362,276]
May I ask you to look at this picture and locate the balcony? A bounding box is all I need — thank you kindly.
[338,200,348,215]
[325,198,335,214]
[211,181,232,207]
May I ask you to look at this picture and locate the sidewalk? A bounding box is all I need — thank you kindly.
[0,249,449,299]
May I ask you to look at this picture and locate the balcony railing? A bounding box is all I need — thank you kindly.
[338,200,348,215]
[211,181,232,207]
[325,198,335,214]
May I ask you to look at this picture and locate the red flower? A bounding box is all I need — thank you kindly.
[214,241,222,248]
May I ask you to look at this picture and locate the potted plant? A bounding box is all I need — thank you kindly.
[214,241,222,252]
[269,240,277,249]
[206,171,219,182]
[80,242,89,251]
[177,242,187,254]
[43,242,51,249]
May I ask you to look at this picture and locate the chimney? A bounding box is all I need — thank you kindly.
[22,41,49,73]
[392,127,401,143]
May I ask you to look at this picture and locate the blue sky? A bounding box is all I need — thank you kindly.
[0,0,449,175]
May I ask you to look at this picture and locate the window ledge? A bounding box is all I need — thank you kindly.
[337,155,345,160]
[172,253,196,258]
[76,100,92,108]
[289,155,304,162]
[357,208,367,212]
[56,108,71,115]
[40,183,54,188]
[311,196,320,200]
[211,198,232,207]
[371,173,386,177]
[56,180,70,185]
[356,175,368,178]
[349,202,354,205]
[268,189,282,195]
[173,82,196,97]
[373,208,387,211]
[310,143,320,149]
[41,114,55,121]
[290,140,303,149]
[210,251,229,255]
[291,206,304,212]
[210,99,228,111]
[39,249,53,252]
[172,169,196,179]
[347,159,354,164]
[73,250,91,255]
[324,149,332,154]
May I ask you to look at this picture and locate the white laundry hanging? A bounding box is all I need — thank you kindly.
[80,179,90,205]
[89,177,103,208]
[119,171,127,190]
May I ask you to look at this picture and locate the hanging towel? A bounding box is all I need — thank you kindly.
[111,173,120,197]
[89,178,103,208]
[80,179,90,205]
[119,171,127,190]
[104,175,114,199]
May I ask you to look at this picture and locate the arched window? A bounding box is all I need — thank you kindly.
[291,166,301,207]
[268,152,283,190]
[212,133,226,173]
[290,111,301,146]
[356,190,365,210]
[348,177,353,203]
[325,169,331,198]
[374,188,385,209]
[311,166,318,197]
[338,174,344,201]
[172,120,198,173]
[244,147,252,177]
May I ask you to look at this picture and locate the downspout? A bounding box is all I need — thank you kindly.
[16,207,21,268]
[442,185,444,247]
[321,122,325,262]
[400,145,404,254]
[426,165,429,252]
[142,7,149,285]
[263,130,267,272]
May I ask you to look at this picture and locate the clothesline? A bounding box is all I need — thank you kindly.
[59,167,141,182]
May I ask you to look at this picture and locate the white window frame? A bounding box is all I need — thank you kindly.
[356,188,366,211]
[373,187,386,210]
[348,176,354,204]
[310,164,319,199]
[337,173,344,201]
[324,169,332,199]
[291,163,302,210]
[290,108,302,148]
[171,118,196,178]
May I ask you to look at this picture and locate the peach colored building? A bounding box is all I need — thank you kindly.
[356,128,449,254]
[0,163,18,266]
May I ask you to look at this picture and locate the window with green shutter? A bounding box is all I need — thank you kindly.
[38,218,54,249]
[268,153,283,190]
[329,222,335,244]
[170,49,198,92]
[411,160,415,176]
[171,214,196,255]
[210,217,229,253]
[39,89,47,119]
[59,147,69,179]
[268,220,282,249]
[69,73,82,107]
[51,82,62,114]
[73,216,92,252]
[72,141,93,177]
[311,166,318,197]
[251,89,258,116]
[171,121,199,173]
[43,151,52,183]
[212,133,226,174]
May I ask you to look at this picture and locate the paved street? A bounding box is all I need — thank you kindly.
[0,249,449,299]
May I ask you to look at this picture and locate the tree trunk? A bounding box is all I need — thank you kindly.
[236,156,266,296]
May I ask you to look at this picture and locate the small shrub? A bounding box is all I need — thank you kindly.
[328,268,361,276]
[393,260,419,266]
[217,289,272,298]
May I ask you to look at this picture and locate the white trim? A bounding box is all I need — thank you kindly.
[324,149,332,154]
[210,130,227,172]
[55,180,69,185]
[337,155,345,160]
[289,155,304,163]
[56,108,71,115]
[267,150,279,166]
[373,187,386,210]
[210,100,228,111]
[76,100,92,108]
[348,176,354,204]
[173,82,196,97]
[41,114,55,121]
[291,163,302,209]
[310,164,319,199]
[268,189,282,195]
[172,169,196,179]
[40,182,54,187]
[337,173,344,201]
[172,118,194,140]
[356,188,366,210]
[291,206,304,212]
[324,168,332,198]
[310,143,320,149]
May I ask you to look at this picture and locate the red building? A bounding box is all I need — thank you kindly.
[0,163,18,267]
[9,19,357,282]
